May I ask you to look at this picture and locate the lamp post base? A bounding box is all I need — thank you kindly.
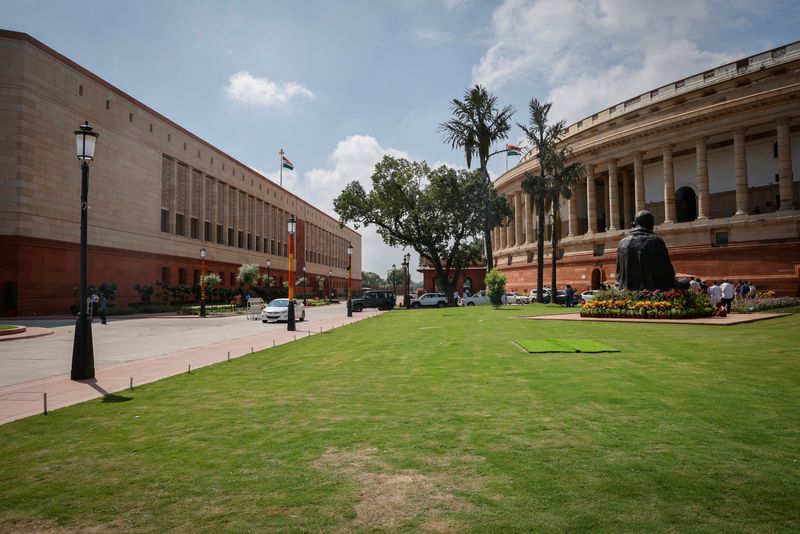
[200,298,207,318]
[70,313,95,380]
[287,302,296,331]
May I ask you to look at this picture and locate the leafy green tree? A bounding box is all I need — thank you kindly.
[485,268,507,308]
[334,156,511,305]
[440,85,514,272]
[519,99,584,302]
[260,273,276,287]
[362,271,383,289]
[202,273,221,304]
[237,264,260,290]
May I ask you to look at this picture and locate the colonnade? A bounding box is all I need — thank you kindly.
[493,119,795,252]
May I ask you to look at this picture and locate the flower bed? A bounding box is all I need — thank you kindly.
[581,288,713,319]
[731,296,800,313]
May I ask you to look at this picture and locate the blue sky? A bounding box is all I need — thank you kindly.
[2,0,799,278]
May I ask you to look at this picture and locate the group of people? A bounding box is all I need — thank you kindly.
[690,277,757,313]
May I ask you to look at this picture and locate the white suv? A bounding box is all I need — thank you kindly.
[502,292,530,304]
[460,290,490,306]
[410,293,448,308]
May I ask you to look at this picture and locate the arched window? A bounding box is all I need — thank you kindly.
[675,186,697,222]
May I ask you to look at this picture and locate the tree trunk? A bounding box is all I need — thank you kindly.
[551,223,558,299]
[536,197,546,303]
[482,167,494,273]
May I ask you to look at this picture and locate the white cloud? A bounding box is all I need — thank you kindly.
[473,0,737,122]
[225,71,315,107]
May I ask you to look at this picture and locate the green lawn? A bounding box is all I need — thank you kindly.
[1,305,799,532]
[0,325,17,330]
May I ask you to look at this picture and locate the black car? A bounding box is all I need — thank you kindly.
[351,290,396,312]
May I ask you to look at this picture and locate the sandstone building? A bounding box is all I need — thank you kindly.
[491,41,800,296]
[0,30,361,316]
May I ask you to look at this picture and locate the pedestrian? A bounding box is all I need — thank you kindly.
[565,284,575,307]
[720,279,735,313]
[464,287,470,298]
[709,280,722,309]
[689,277,701,291]
[89,291,99,319]
[700,279,708,293]
[748,281,757,299]
[98,293,108,324]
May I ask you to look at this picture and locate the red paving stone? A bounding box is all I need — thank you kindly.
[0,327,54,341]
[525,312,790,325]
[0,310,382,426]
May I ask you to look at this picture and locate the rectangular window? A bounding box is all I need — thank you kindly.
[255,236,260,252]
[78,84,83,96]
[219,272,225,285]
[193,270,200,285]
[238,231,244,249]
[204,221,212,241]
[284,243,288,257]
[264,238,269,253]
[217,224,224,244]
[228,228,234,246]
[247,233,253,250]
[230,273,236,286]
[161,267,171,284]
[178,268,187,285]
[190,218,199,239]
[593,244,605,257]
[713,231,729,247]
[527,253,533,263]
[271,240,276,254]
[175,214,185,236]
[160,209,170,233]
[129,112,133,122]
[105,99,110,110]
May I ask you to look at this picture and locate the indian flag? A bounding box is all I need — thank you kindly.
[281,155,294,170]
[506,144,522,156]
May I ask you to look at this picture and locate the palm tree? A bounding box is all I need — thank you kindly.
[440,85,514,272]
[519,99,583,303]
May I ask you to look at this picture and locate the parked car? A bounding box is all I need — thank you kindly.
[552,290,567,305]
[261,298,305,323]
[580,290,599,305]
[502,292,530,305]
[351,290,396,312]
[410,293,448,308]
[528,288,552,303]
[460,290,491,306]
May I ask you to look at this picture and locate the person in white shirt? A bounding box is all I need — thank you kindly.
[748,282,757,299]
[720,279,735,313]
[689,277,701,291]
[708,281,722,309]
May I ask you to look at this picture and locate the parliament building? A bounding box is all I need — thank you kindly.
[0,30,362,316]
[492,41,800,296]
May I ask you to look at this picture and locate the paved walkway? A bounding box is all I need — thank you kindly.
[0,308,382,425]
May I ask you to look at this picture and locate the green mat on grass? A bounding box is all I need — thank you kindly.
[517,338,620,353]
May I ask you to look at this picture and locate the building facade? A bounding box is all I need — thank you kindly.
[0,30,361,316]
[493,41,800,296]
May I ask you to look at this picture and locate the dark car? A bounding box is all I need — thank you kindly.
[351,290,396,312]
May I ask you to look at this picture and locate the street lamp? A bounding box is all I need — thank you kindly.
[287,216,296,331]
[266,258,271,300]
[200,246,207,318]
[346,243,353,317]
[302,265,307,306]
[328,269,333,304]
[71,121,99,380]
[392,263,396,293]
[403,253,411,309]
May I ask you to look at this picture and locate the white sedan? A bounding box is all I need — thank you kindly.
[460,290,491,306]
[502,292,530,304]
[261,298,305,323]
[580,290,599,305]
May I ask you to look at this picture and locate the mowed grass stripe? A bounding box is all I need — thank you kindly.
[0,305,798,532]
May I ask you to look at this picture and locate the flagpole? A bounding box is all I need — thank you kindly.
[279,148,284,187]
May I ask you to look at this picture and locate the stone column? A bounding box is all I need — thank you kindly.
[696,136,709,219]
[568,185,578,237]
[734,128,749,215]
[777,119,794,210]
[622,167,632,229]
[514,192,523,246]
[586,164,596,233]
[634,151,645,213]
[506,194,515,247]
[662,145,676,223]
[608,159,619,231]
[524,193,534,244]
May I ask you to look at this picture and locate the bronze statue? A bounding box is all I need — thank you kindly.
[615,211,676,291]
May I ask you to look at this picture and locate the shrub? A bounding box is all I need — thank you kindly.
[485,269,507,308]
[731,297,800,313]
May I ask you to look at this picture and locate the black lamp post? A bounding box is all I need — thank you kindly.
[403,253,411,309]
[287,216,296,331]
[71,121,99,380]
[346,243,353,317]
[200,246,207,317]
[328,269,332,304]
[302,265,307,306]
[266,258,271,300]
[392,263,396,293]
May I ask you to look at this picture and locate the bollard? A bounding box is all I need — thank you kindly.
[273,340,276,347]
[43,392,47,416]
[251,346,254,354]
[130,377,133,390]
[188,364,191,374]
[294,335,296,342]
[228,352,231,362]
